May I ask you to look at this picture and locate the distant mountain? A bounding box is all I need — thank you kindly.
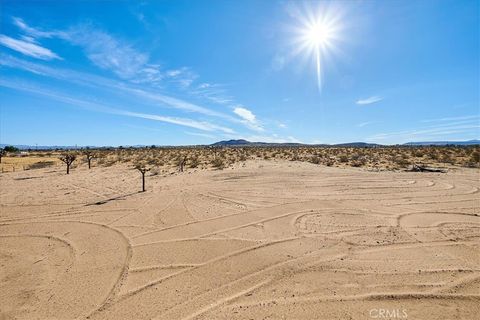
[211,139,252,146]
[211,139,480,147]
[210,139,303,147]
[332,142,381,147]
[211,140,378,147]
[404,140,480,146]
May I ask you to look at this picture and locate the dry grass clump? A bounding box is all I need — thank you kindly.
[26,160,56,170]
[211,157,225,169]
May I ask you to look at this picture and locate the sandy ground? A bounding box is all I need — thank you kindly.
[0,160,479,320]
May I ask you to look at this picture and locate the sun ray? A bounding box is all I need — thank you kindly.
[288,3,344,93]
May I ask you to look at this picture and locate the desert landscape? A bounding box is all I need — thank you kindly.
[1,0,479,319]
[1,146,479,319]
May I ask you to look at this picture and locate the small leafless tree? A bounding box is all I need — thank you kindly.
[135,164,150,192]
[59,154,76,174]
[0,149,5,164]
[84,151,96,169]
[179,156,187,172]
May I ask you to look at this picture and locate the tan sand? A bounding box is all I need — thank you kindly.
[0,160,479,319]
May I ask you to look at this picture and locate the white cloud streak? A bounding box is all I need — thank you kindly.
[357,121,377,127]
[368,121,480,143]
[356,96,383,105]
[10,18,192,87]
[6,18,276,135]
[233,106,264,132]
[184,131,217,139]
[0,79,235,134]
[421,115,479,123]
[234,107,256,123]
[0,55,236,121]
[0,35,61,60]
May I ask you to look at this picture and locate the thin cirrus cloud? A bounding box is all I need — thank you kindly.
[5,17,272,135]
[420,115,479,123]
[0,79,235,134]
[0,34,61,60]
[368,122,480,143]
[184,131,217,140]
[1,53,262,132]
[0,54,240,123]
[356,96,383,105]
[357,121,376,127]
[11,17,183,87]
[191,83,233,105]
[13,17,214,95]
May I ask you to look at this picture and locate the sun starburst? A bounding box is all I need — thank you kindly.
[289,3,343,92]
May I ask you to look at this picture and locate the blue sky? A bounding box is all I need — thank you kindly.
[0,0,478,146]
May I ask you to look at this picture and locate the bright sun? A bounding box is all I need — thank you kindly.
[290,4,343,93]
[304,22,333,48]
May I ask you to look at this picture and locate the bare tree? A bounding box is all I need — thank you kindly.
[179,156,187,172]
[84,151,96,169]
[59,154,76,174]
[135,164,150,192]
[0,149,5,164]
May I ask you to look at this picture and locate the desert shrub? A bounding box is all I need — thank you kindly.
[427,150,438,160]
[393,157,410,167]
[310,155,322,164]
[471,151,480,164]
[440,153,454,164]
[150,168,161,176]
[27,161,56,170]
[211,158,225,169]
[351,156,367,167]
[412,149,424,158]
[350,153,361,161]
[190,157,200,168]
[290,152,300,161]
[338,155,348,163]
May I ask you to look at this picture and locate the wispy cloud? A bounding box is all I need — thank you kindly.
[120,111,234,133]
[0,79,235,134]
[421,115,479,123]
[226,134,302,144]
[164,67,198,88]
[0,35,61,60]
[0,55,236,121]
[10,18,248,111]
[356,96,383,105]
[70,28,149,79]
[184,131,217,140]
[233,106,264,132]
[190,83,233,105]
[12,17,63,38]
[357,121,377,127]
[368,122,480,143]
[10,18,190,87]
[5,18,278,135]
